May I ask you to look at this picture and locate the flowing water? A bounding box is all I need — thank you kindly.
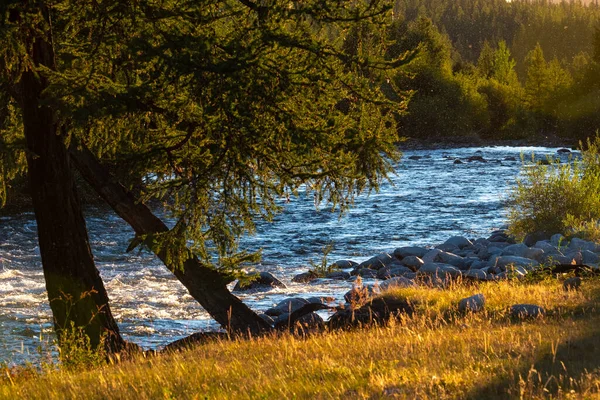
[0,146,575,364]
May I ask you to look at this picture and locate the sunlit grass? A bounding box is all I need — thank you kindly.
[2,276,600,399]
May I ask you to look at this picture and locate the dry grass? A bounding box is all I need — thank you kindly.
[2,276,600,399]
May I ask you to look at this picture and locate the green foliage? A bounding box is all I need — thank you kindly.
[56,322,106,370]
[308,242,338,277]
[508,136,600,241]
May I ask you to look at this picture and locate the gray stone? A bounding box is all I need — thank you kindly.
[494,256,540,271]
[568,238,600,252]
[563,276,582,291]
[377,265,413,280]
[379,276,417,291]
[435,243,459,252]
[523,247,545,263]
[331,260,359,270]
[458,294,485,313]
[344,284,378,304]
[400,256,424,270]
[325,271,351,280]
[417,262,462,278]
[266,297,309,316]
[533,240,559,253]
[582,250,600,264]
[292,271,319,283]
[422,249,443,263]
[356,268,379,278]
[358,253,396,270]
[510,304,546,319]
[523,231,551,247]
[564,251,583,264]
[473,238,491,246]
[307,296,335,305]
[502,243,529,258]
[505,264,528,277]
[394,246,428,259]
[421,249,465,268]
[258,313,275,325]
[444,236,474,249]
[233,271,287,292]
[469,260,487,270]
[463,269,489,280]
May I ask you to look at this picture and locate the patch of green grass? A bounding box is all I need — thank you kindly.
[2,278,600,399]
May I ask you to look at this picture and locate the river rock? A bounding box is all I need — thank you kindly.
[428,249,467,269]
[488,230,515,244]
[331,260,359,269]
[292,271,319,283]
[463,269,489,280]
[307,296,335,305]
[379,276,417,291]
[357,253,396,270]
[265,297,309,316]
[394,246,428,259]
[233,271,286,292]
[467,155,487,163]
[523,247,545,263]
[444,236,474,249]
[325,271,351,280]
[568,237,600,252]
[502,243,529,258]
[454,159,463,164]
[377,265,413,280]
[581,250,600,264]
[344,285,378,304]
[494,256,539,271]
[400,255,424,270]
[435,243,459,252]
[510,304,545,319]
[563,276,582,291]
[533,240,559,253]
[408,155,422,160]
[557,148,571,153]
[417,262,462,278]
[458,294,485,313]
[356,268,379,278]
[258,313,275,325]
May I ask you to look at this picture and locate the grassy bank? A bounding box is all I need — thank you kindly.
[2,276,600,399]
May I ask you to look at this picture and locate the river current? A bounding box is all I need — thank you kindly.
[0,146,575,364]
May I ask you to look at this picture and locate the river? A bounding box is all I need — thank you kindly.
[0,146,575,364]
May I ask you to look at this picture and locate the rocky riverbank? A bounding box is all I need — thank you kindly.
[234,228,598,331]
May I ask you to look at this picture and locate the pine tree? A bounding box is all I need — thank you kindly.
[0,0,412,350]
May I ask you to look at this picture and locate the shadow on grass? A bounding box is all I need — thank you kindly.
[466,284,600,399]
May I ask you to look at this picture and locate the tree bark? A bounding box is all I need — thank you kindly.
[69,142,272,335]
[16,6,127,353]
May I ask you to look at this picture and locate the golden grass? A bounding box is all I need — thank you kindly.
[2,277,600,399]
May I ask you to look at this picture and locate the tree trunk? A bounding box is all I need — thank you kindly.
[16,6,127,353]
[69,142,272,335]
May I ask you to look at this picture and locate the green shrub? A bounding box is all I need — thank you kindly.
[508,136,600,241]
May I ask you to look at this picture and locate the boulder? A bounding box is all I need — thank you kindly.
[265,297,309,316]
[454,159,463,164]
[501,243,529,258]
[557,148,571,154]
[435,243,459,253]
[377,265,413,280]
[344,285,378,304]
[509,304,545,319]
[417,262,462,278]
[463,269,489,280]
[533,240,561,255]
[408,155,422,160]
[568,238,600,252]
[258,313,275,325]
[422,249,442,263]
[444,236,474,249]
[581,250,600,264]
[494,256,539,271]
[393,246,428,259]
[467,155,487,163]
[458,294,485,313]
[422,249,466,268]
[357,253,396,270]
[523,247,545,263]
[355,268,378,279]
[292,271,319,283]
[331,260,359,270]
[325,270,351,280]
[307,296,335,305]
[379,276,417,291]
[233,271,286,292]
[400,256,424,271]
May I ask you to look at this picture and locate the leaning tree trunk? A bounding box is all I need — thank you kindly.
[69,142,272,335]
[15,6,127,353]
